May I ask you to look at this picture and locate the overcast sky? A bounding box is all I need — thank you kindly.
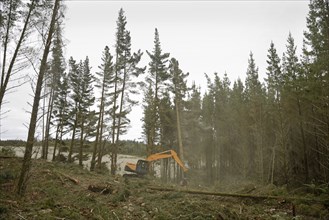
[1,0,309,141]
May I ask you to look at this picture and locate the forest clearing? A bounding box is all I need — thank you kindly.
[1,155,328,220]
[1,0,329,219]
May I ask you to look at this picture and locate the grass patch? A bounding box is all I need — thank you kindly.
[1,158,328,220]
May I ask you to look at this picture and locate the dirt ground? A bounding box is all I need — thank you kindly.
[1,157,328,220]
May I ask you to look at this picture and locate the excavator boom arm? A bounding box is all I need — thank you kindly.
[146,150,188,172]
[124,150,188,175]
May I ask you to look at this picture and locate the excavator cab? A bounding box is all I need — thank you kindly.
[135,160,149,175]
[124,160,149,176]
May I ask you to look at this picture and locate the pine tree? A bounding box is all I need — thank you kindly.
[158,91,175,149]
[41,22,65,159]
[303,0,329,180]
[52,72,70,161]
[67,57,80,162]
[266,41,282,101]
[215,73,232,181]
[91,46,114,171]
[244,52,265,182]
[230,79,248,179]
[169,58,189,163]
[110,8,145,174]
[145,28,170,154]
[264,41,287,184]
[77,57,95,166]
[282,33,309,183]
[201,90,215,184]
[142,82,155,151]
[185,83,202,169]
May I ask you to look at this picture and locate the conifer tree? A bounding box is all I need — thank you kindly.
[78,57,95,166]
[230,79,248,178]
[91,46,114,171]
[264,41,286,184]
[145,28,170,154]
[52,72,70,161]
[142,82,155,151]
[185,83,202,168]
[244,52,265,182]
[266,42,282,101]
[213,73,230,180]
[42,22,65,159]
[282,33,309,182]
[303,0,329,180]
[201,91,215,183]
[110,8,145,174]
[169,58,189,162]
[158,91,175,148]
[67,57,80,162]
[67,57,95,165]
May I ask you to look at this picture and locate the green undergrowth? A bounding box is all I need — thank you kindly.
[1,158,328,220]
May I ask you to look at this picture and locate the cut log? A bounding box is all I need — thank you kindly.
[148,186,326,204]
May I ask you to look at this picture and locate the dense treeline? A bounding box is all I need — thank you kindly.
[142,0,329,186]
[0,0,327,194]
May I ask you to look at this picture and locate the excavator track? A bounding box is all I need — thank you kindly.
[122,173,140,178]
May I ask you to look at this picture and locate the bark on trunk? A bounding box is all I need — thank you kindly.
[79,116,85,166]
[17,0,60,196]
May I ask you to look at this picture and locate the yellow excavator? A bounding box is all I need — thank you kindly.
[124,150,188,177]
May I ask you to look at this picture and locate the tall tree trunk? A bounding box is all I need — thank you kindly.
[279,103,289,184]
[297,97,309,182]
[17,0,60,196]
[175,97,184,162]
[42,88,55,159]
[259,104,264,184]
[91,107,102,171]
[114,66,127,174]
[150,72,159,155]
[96,109,105,170]
[311,105,321,177]
[52,123,60,161]
[79,116,84,166]
[57,123,64,159]
[91,75,106,171]
[270,144,276,184]
[110,56,119,175]
[68,111,78,162]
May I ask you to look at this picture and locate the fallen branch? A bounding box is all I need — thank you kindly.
[57,172,79,185]
[17,213,27,220]
[0,199,18,206]
[0,182,14,189]
[55,172,65,185]
[148,186,326,204]
[0,156,19,159]
[88,184,113,194]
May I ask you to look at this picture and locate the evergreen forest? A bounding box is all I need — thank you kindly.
[0,0,328,197]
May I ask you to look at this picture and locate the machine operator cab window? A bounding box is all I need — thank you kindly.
[136,160,149,175]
